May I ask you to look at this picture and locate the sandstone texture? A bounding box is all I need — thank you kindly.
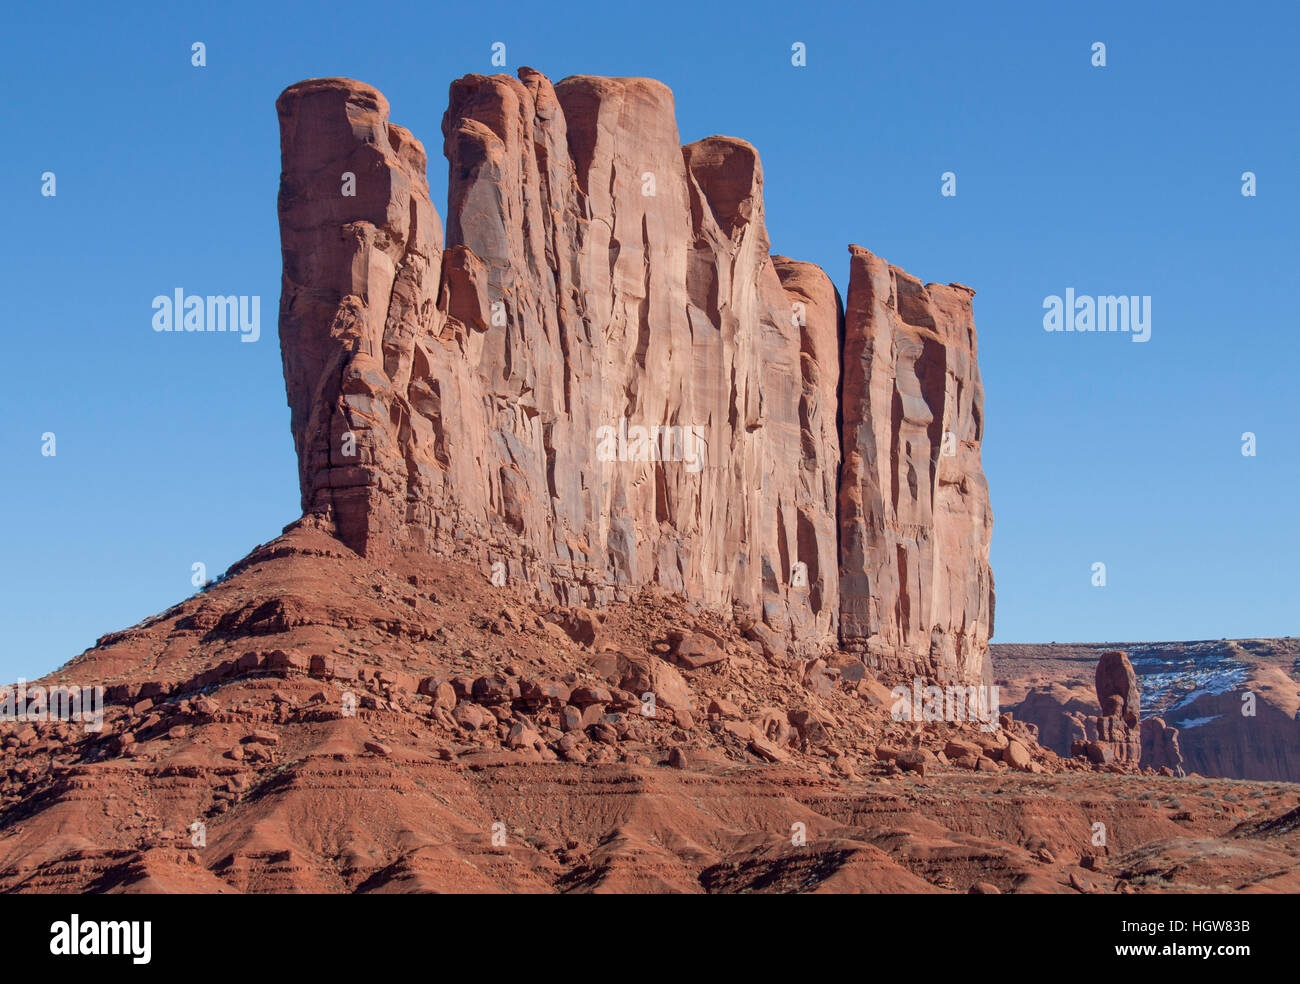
[275,70,990,677]
[18,70,1295,897]
[838,247,994,683]
[4,525,1298,894]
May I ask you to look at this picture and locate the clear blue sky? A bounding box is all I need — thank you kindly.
[2,0,1296,680]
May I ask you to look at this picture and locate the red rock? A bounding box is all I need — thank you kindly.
[606,689,639,712]
[429,682,457,712]
[751,708,793,747]
[742,621,788,663]
[838,247,993,685]
[668,631,728,670]
[1003,739,1032,772]
[505,724,542,752]
[748,737,789,763]
[556,610,603,648]
[471,676,518,703]
[309,655,334,678]
[378,670,418,692]
[274,72,992,677]
[708,698,744,720]
[944,739,981,761]
[1096,650,1140,727]
[364,740,391,756]
[789,707,834,746]
[1089,651,1141,768]
[895,750,934,776]
[266,649,309,673]
[617,656,691,714]
[568,686,612,708]
[244,743,272,762]
[452,704,492,731]
[1085,741,1115,766]
[245,730,280,746]
[721,720,758,743]
[1003,638,1300,782]
[1141,717,1185,776]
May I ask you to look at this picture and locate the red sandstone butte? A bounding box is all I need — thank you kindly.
[275,70,992,680]
[6,72,1300,897]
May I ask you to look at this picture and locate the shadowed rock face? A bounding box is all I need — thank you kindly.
[275,69,993,678]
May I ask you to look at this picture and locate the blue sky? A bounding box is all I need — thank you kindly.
[2,0,1296,680]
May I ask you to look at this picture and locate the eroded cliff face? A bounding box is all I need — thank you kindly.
[275,70,991,677]
[838,248,995,683]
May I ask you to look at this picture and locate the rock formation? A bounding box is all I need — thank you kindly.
[275,70,992,680]
[838,247,994,683]
[1071,650,1141,768]
[998,638,1300,782]
[10,523,1300,894]
[1013,684,1091,755]
[1140,717,1185,776]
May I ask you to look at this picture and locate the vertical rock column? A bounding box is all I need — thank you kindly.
[838,245,994,683]
[276,78,444,559]
[1072,650,1142,767]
